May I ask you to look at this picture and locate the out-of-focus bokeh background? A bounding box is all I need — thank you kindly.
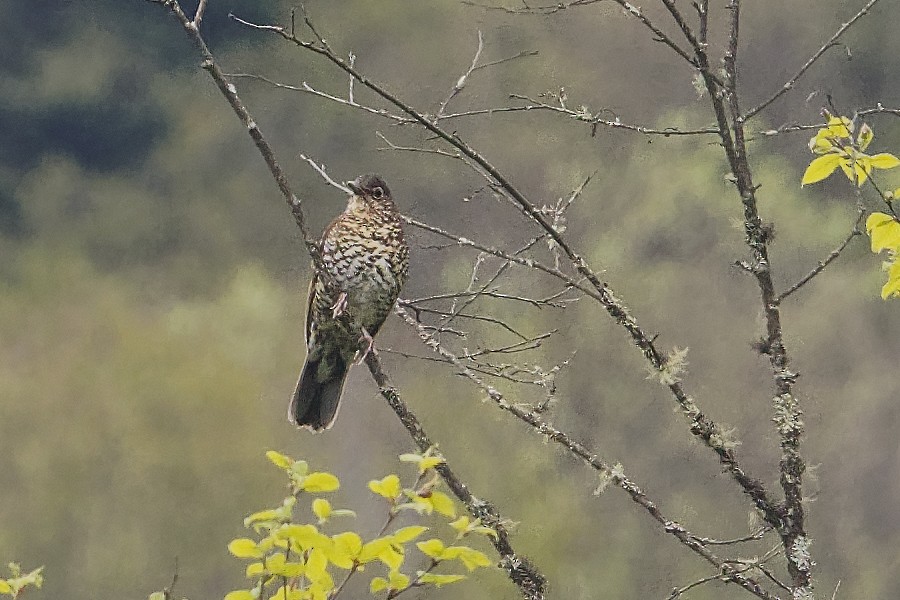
[1,1,899,598]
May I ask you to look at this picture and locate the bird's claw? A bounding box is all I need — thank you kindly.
[354,328,377,365]
[331,292,348,319]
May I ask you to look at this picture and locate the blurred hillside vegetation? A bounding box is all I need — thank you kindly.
[1,1,899,599]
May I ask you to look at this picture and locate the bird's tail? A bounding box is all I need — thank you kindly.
[289,348,349,432]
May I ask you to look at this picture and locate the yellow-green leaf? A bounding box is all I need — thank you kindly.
[448,516,497,539]
[245,562,266,578]
[368,475,401,499]
[416,538,445,559]
[300,472,340,493]
[369,577,388,594]
[870,153,900,170]
[417,572,466,587]
[825,115,853,138]
[244,509,281,528]
[882,260,900,299]
[430,491,457,517]
[312,498,331,522]
[801,153,844,186]
[328,531,363,568]
[266,450,293,469]
[305,548,329,582]
[225,590,256,600]
[445,546,492,571]
[391,526,428,544]
[386,570,410,591]
[229,538,263,559]
[866,213,900,253]
[857,122,874,151]
[0,581,12,594]
[278,524,329,551]
[359,537,393,564]
[379,545,404,571]
[449,516,470,534]
[399,452,445,474]
[839,156,871,186]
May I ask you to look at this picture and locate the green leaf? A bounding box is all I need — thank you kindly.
[801,153,843,186]
[870,153,900,170]
[0,581,11,594]
[148,593,166,600]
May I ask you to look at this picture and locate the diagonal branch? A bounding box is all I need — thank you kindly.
[741,0,883,122]
[231,17,784,532]
[364,353,546,600]
[776,206,866,303]
[392,306,781,600]
[145,3,546,598]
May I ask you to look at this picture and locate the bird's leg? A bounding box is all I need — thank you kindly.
[331,292,349,319]
[354,327,377,365]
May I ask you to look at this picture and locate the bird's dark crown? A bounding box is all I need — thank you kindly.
[349,173,391,199]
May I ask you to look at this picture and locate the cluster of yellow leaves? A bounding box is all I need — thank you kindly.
[224,450,495,600]
[0,564,43,598]
[801,115,900,300]
[801,115,900,187]
[866,212,900,299]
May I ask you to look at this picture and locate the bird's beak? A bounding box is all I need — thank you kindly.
[346,181,363,195]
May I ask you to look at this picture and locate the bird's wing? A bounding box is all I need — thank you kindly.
[305,272,318,344]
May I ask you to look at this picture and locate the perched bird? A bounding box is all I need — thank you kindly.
[289,174,409,431]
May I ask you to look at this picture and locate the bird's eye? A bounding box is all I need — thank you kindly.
[371,187,384,199]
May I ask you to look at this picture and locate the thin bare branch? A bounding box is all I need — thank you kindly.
[741,0,883,122]
[147,1,316,255]
[364,353,546,600]
[147,5,544,597]
[691,527,772,546]
[298,154,351,194]
[460,0,602,15]
[666,572,727,600]
[395,306,780,600]
[225,72,409,122]
[508,94,719,136]
[436,30,484,122]
[776,207,865,303]
[192,0,208,28]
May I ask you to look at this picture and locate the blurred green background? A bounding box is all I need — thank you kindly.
[1,1,899,598]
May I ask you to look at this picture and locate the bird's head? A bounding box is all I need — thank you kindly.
[346,173,394,208]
